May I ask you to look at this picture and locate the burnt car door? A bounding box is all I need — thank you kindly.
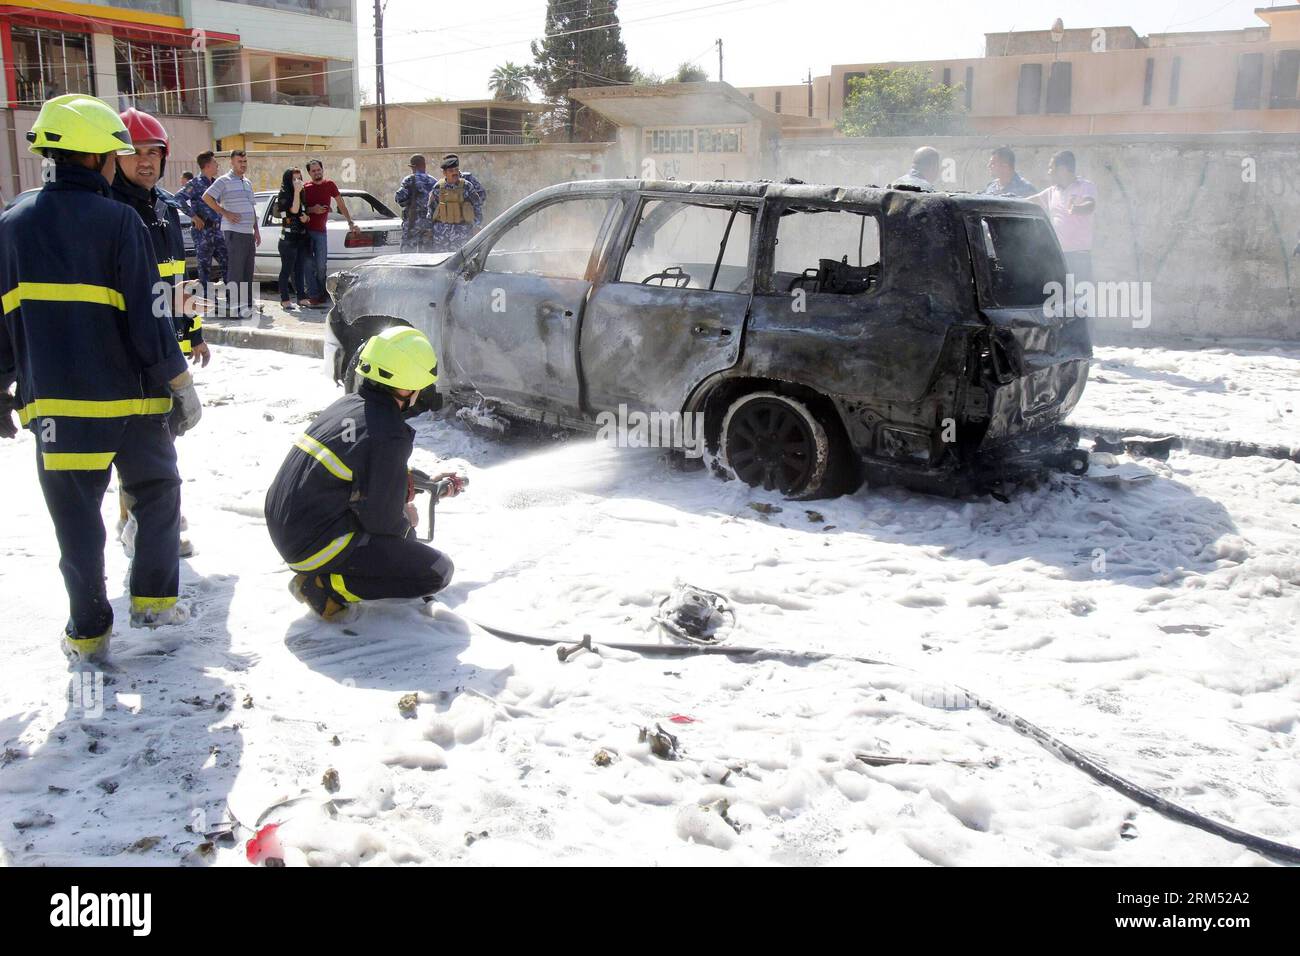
[443,193,623,418]
[962,208,1091,446]
[579,194,757,415]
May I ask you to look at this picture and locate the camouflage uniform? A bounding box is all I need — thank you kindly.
[394,170,437,252]
[427,173,486,253]
[176,172,228,292]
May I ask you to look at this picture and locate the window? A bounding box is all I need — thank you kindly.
[483,197,616,280]
[771,206,881,297]
[212,47,244,104]
[618,199,754,293]
[1234,52,1264,110]
[360,120,367,144]
[970,216,1063,308]
[10,28,93,106]
[697,127,741,152]
[233,0,352,20]
[1169,56,1182,106]
[1143,58,1154,107]
[1271,50,1300,109]
[964,66,973,110]
[942,67,951,87]
[327,193,393,223]
[644,128,695,154]
[1045,61,1072,114]
[774,91,782,114]
[1016,63,1042,115]
[115,40,206,115]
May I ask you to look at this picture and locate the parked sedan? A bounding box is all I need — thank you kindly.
[253,189,405,283]
[325,178,1092,499]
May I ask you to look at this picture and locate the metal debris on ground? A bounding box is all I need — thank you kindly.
[557,634,593,662]
[653,584,736,645]
[640,723,682,761]
[321,768,340,793]
[593,749,614,767]
[397,693,419,717]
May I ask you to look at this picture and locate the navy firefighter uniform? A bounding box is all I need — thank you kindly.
[264,328,454,619]
[1,94,201,664]
[0,162,190,639]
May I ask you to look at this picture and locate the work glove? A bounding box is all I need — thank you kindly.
[168,372,202,438]
[0,391,16,439]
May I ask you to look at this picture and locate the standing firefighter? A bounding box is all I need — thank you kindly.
[426,153,486,253]
[394,154,437,252]
[265,327,459,620]
[111,107,208,557]
[176,150,229,303]
[0,94,202,664]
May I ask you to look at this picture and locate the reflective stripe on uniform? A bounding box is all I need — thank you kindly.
[329,574,362,603]
[130,595,177,613]
[41,451,116,471]
[293,433,354,481]
[1,282,127,315]
[289,532,355,572]
[157,260,186,277]
[180,338,193,355]
[17,396,172,426]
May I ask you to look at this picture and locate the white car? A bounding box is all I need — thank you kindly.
[253,189,406,284]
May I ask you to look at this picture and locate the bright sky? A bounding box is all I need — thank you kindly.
[358,0,1282,104]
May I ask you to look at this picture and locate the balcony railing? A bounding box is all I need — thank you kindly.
[459,133,538,146]
[85,0,181,15]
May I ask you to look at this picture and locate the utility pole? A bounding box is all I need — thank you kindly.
[803,68,813,117]
[716,38,723,83]
[374,0,388,149]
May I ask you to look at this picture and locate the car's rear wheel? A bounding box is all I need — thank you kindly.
[718,391,842,499]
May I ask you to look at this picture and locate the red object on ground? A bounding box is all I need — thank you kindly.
[669,715,697,724]
[246,823,283,864]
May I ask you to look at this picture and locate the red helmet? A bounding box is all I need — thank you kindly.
[118,107,169,156]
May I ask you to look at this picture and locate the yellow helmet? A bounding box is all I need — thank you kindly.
[358,326,438,391]
[26,93,135,156]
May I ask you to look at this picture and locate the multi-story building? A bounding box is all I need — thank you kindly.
[0,0,358,198]
[739,6,1300,136]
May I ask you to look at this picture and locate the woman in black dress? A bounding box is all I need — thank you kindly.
[275,167,311,307]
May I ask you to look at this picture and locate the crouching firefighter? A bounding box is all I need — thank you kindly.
[0,94,202,664]
[264,327,459,620]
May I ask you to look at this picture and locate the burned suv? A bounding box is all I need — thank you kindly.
[326,179,1091,498]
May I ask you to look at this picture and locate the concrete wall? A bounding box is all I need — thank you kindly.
[777,133,1300,342]
[234,142,613,224]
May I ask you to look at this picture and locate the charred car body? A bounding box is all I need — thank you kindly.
[326,179,1091,498]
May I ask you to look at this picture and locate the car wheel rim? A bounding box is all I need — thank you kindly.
[727,398,816,494]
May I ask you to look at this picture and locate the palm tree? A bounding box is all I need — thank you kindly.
[489,62,532,101]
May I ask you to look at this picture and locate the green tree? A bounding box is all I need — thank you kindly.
[530,0,631,141]
[489,62,532,101]
[837,67,966,137]
[674,62,708,83]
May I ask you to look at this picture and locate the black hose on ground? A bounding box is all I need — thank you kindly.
[469,618,1300,865]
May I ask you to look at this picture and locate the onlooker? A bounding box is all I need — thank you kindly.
[981,146,1036,198]
[180,171,194,187]
[891,146,942,190]
[427,154,486,253]
[302,158,359,307]
[273,167,311,308]
[176,151,229,300]
[202,150,261,319]
[395,154,437,252]
[1028,150,1097,284]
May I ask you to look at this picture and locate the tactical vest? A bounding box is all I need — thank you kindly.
[433,180,471,225]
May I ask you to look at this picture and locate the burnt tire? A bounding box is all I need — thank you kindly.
[718,391,843,499]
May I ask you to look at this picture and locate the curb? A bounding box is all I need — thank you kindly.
[204,323,324,359]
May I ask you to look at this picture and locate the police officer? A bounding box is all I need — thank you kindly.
[112,107,208,558]
[427,153,486,253]
[176,150,229,303]
[394,153,437,253]
[0,94,202,664]
[264,327,457,620]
